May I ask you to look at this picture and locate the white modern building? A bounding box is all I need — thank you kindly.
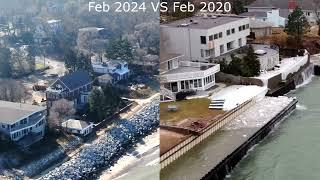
[253,44,280,71]
[160,53,220,102]
[161,14,250,63]
[0,101,46,147]
[241,8,286,27]
[246,0,320,25]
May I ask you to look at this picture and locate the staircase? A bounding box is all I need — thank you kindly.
[209,99,225,110]
[160,86,176,102]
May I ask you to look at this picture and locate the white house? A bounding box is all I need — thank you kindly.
[246,0,320,25]
[161,14,250,63]
[160,53,220,102]
[241,8,286,27]
[92,60,130,83]
[62,119,93,136]
[0,101,46,147]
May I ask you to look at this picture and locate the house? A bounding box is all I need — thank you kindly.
[241,8,286,27]
[98,73,114,85]
[0,101,46,147]
[160,53,220,102]
[62,119,93,136]
[249,19,274,38]
[46,70,93,110]
[47,19,62,33]
[246,0,320,25]
[92,60,130,83]
[161,14,250,63]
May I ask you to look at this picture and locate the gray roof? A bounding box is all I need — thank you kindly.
[247,0,318,11]
[62,119,91,130]
[240,11,267,18]
[58,71,92,91]
[162,15,248,29]
[0,101,45,125]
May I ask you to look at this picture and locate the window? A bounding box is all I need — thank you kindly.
[306,12,311,16]
[220,45,224,54]
[200,36,206,44]
[246,24,249,29]
[238,38,242,47]
[200,49,204,57]
[227,29,230,35]
[242,25,245,30]
[209,35,213,41]
[219,32,223,38]
[239,26,242,31]
[214,34,218,39]
[231,28,235,34]
[198,79,202,87]
[227,41,234,51]
[205,50,210,57]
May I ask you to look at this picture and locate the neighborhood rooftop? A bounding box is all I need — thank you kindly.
[162,15,248,29]
[62,119,91,130]
[58,70,91,90]
[246,0,317,10]
[240,11,268,18]
[160,53,182,63]
[0,101,45,125]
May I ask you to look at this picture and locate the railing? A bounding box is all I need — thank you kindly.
[160,86,176,101]
[162,63,220,82]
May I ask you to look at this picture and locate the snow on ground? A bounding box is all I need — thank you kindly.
[40,100,159,180]
[224,96,294,130]
[211,85,268,111]
[99,129,159,180]
[255,54,309,86]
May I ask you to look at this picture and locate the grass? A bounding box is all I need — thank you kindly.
[160,98,224,124]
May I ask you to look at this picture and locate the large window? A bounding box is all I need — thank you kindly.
[227,29,230,35]
[219,32,223,38]
[231,28,235,34]
[214,34,218,39]
[209,35,213,41]
[200,36,206,44]
[227,41,235,51]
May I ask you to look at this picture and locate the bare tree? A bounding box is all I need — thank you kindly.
[48,99,75,131]
[0,79,27,102]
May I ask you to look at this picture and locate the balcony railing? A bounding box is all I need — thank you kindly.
[161,62,220,82]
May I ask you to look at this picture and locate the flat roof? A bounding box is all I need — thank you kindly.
[0,101,45,125]
[162,15,248,29]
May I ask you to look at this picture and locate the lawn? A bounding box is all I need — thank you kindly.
[160,98,224,124]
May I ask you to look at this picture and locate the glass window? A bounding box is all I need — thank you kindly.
[209,35,213,41]
[200,36,206,44]
[227,29,230,35]
[231,28,235,33]
[246,24,249,29]
[200,49,204,57]
[214,34,218,39]
[239,26,242,31]
[219,32,223,38]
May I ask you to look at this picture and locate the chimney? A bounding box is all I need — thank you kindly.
[288,0,297,10]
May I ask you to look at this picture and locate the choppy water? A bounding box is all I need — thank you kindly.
[228,76,320,180]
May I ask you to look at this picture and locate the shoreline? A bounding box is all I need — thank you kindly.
[99,129,159,180]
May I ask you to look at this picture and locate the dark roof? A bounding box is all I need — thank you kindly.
[162,15,248,29]
[240,11,267,18]
[59,71,92,90]
[246,0,318,11]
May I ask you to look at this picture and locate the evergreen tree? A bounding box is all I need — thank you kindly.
[232,0,246,15]
[105,39,133,62]
[285,7,310,48]
[244,45,260,76]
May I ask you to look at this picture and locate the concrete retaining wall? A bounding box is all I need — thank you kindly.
[201,98,298,180]
[160,100,255,169]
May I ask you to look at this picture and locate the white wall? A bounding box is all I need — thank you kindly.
[161,17,250,63]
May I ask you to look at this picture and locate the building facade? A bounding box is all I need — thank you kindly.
[242,8,286,27]
[46,71,93,110]
[93,60,130,84]
[0,101,46,146]
[161,14,250,63]
[160,53,220,102]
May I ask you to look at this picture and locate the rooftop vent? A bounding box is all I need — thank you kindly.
[254,49,267,55]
